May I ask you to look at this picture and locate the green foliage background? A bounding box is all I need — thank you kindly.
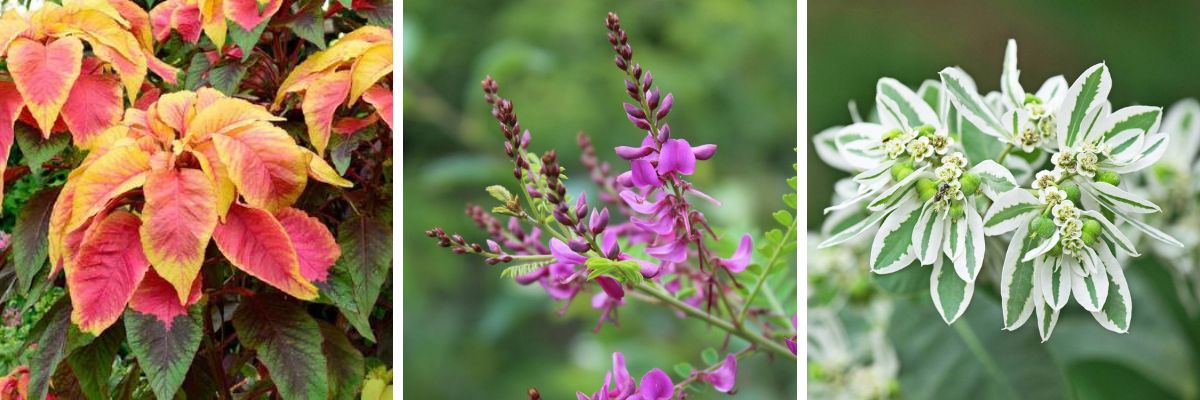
[403,0,796,398]
[810,0,1200,398]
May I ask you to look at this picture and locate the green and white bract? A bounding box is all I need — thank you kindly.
[814,39,1180,340]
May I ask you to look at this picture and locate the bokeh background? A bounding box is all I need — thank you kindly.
[810,1,1200,398]
[403,0,796,398]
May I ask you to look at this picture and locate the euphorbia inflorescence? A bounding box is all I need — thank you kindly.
[816,39,1180,340]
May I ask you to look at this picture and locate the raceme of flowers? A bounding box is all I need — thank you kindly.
[428,11,797,398]
[815,40,1180,341]
[50,88,349,334]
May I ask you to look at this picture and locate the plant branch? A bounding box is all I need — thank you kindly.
[737,219,796,325]
[636,281,796,361]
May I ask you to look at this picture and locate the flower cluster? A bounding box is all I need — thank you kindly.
[430,11,796,398]
[815,39,1178,340]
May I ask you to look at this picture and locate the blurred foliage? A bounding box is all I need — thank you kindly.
[810,1,1200,398]
[403,0,796,398]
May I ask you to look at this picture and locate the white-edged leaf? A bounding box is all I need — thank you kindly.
[1122,215,1184,248]
[853,159,897,186]
[968,160,1018,200]
[870,199,922,273]
[916,79,942,112]
[1096,105,1161,145]
[867,165,928,211]
[877,78,940,130]
[1106,133,1169,174]
[1079,210,1138,256]
[1092,244,1131,333]
[1001,225,1037,330]
[834,123,889,171]
[823,189,873,214]
[1033,284,1061,342]
[982,189,1041,236]
[818,207,886,249]
[1036,75,1068,108]
[1001,39,1025,109]
[1023,231,1059,262]
[1056,63,1111,149]
[913,203,946,265]
[944,217,961,261]
[939,67,1009,140]
[1039,256,1070,310]
[1161,99,1200,169]
[931,253,975,324]
[956,204,985,282]
[813,126,853,172]
[1087,181,1160,214]
[1072,246,1109,312]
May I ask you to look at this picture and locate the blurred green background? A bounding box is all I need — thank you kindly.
[403,0,796,398]
[810,1,1200,399]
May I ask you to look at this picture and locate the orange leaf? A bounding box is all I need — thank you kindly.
[0,11,29,56]
[69,144,152,231]
[189,140,236,219]
[213,204,316,299]
[141,168,218,303]
[362,85,393,129]
[7,36,83,137]
[211,122,306,212]
[304,149,352,188]
[275,207,339,282]
[185,97,280,142]
[348,42,392,105]
[301,70,350,155]
[107,0,154,50]
[223,0,280,31]
[129,268,202,328]
[68,211,151,334]
[0,83,24,211]
[196,0,226,48]
[61,58,124,147]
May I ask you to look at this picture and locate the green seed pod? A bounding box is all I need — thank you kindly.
[1082,218,1102,245]
[949,202,965,220]
[1096,171,1121,186]
[917,124,935,136]
[1082,230,1098,245]
[882,129,903,141]
[1049,243,1063,256]
[916,178,937,200]
[1024,93,1042,105]
[1060,182,1081,204]
[1031,216,1055,238]
[891,162,914,181]
[960,172,981,196]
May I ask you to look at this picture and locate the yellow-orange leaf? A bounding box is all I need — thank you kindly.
[69,144,151,231]
[213,204,316,299]
[0,82,24,211]
[275,207,338,282]
[305,149,352,188]
[211,123,306,211]
[196,0,226,48]
[7,36,84,137]
[189,140,236,219]
[302,70,350,155]
[362,85,393,129]
[141,168,218,304]
[61,58,124,147]
[0,11,29,56]
[348,42,392,105]
[185,97,280,142]
[68,210,150,334]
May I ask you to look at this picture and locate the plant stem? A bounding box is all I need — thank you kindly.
[951,321,1017,399]
[636,281,796,361]
[736,219,796,325]
[996,144,1014,163]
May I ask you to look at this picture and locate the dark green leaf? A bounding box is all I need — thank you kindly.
[319,322,365,400]
[208,62,248,96]
[233,293,329,399]
[289,7,326,49]
[338,213,391,325]
[316,263,375,342]
[228,20,268,61]
[26,296,71,400]
[672,362,694,378]
[67,323,123,399]
[124,303,203,400]
[15,124,69,176]
[184,54,211,91]
[180,353,219,400]
[701,348,718,365]
[12,186,58,294]
[357,0,391,27]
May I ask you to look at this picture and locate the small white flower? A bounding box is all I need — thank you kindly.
[1052,201,1080,226]
[929,131,954,155]
[934,164,962,182]
[1052,150,1078,174]
[941,152,967,168]
[1032,170,1060,190]
[1039,187,1068,206]
[906,136,933,161]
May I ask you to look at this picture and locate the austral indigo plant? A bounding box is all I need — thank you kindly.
[815,39,1180,341]
[0,0,394,398]
[428,11,797,399]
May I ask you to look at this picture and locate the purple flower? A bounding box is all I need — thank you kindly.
[630,368,673,400]
[718,235,753,273]
[581,353,675,400]
[646,238,688,263]
[702,354,738,393]
[551,238,588,265]
[657,139,696,176]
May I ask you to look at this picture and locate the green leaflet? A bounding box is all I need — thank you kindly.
[586,257,644,284]
[25,296,70,400]
[339,212,392,338]
[233,293,330,400]
[12,186,58,294]
[940,68,1006,137]
[67,323,123,400]
[14,124,69,177]
[124,303,203,400]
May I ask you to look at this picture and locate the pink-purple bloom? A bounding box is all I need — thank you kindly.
[702,354,738,393]
[718,235,753,273]
[578,353,675,400]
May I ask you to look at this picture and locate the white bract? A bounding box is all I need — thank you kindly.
[814,39,1180,340]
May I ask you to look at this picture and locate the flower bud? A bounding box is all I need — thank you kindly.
[916,124,935,136]
[916,178,937,201]
[606,239,621,260]
[1030,216,1055,238]
[960,172,981,195]
[692,144,717,160]
[590,208,610,234]
[623,102,645,119]
[656,93,673,120]
[949,203,964,220]
[1096,171,1121,186]
[568,237,590,253]
[647,87,661,110]
[575,194,589,219]
[890,162,914,181]
[1059,182,1081,204]
[554,208,573,226]
[614,55,627,70]
[615,145,654,160]
[627,113,651,130]
[1024,93,1042,105]
[643,72,653,92]
[1081,218,1102,244]
[657,124,671,142]
[882,129,903,141]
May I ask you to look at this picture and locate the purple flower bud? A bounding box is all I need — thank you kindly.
[595,276,625,300]
[623,102,645,119]
[657,124,671,142]
[692,144,717,160]
[614,55,627,70]
[554,208,574,226]
[642,72,653,92]
[575,195,589,219]
[504,141,514,156]
[647,88,661,110]
[605,238,621,259]
[568,237,590,253]
[521,130,531,149]
[526,185,541,198]
[614,145,654,160]
[632,64,642,79]
[626,113,651,130]
[656,93,673,120]
[514,267,548,285]
[590,208,609,234]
